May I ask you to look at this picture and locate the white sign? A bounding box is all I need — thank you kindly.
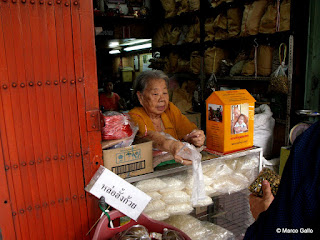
[85,166,151,221]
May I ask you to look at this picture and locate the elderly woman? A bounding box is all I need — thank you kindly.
[129,70,205,165]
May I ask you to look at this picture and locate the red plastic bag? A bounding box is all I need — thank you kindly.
[101,112,134,141]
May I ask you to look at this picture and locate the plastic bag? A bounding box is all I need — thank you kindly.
[101,112,138,141]
[254,104,275,158]
[115,224,150,240]
[177,143,206,206]
[145,211,170,221]
[143,199,166,213]
[135,178,167,192]
[161,191,190,205]
[269,43,288,94]
[164,215,234,240]
[159,177,186,193]
[145,191,162,201]
[165,203,193,215]
[162,228,185,240]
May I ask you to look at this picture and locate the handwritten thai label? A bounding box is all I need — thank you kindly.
[85,166,151,220]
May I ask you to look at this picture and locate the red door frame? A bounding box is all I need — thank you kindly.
[0,0,103,239]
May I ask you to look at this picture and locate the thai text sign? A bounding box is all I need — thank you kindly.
[85,166,151,220]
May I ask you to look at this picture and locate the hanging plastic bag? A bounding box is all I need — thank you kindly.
[268,43,288,94]
[176,142,206,206]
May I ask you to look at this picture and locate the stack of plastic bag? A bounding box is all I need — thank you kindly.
[164,215,234,240]
[101,111,138,149]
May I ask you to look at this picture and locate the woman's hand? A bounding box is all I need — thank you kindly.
[249,180,275,220]
[169,140,192,166]
[185,129,205,147]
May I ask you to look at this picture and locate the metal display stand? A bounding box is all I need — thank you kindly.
[124,147,263,238]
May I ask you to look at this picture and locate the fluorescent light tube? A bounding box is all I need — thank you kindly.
[123,43,152,52]
[109,42,119,47]
[120,39,151,46]
[109,50,120,54]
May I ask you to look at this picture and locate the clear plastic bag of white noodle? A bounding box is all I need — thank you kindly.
[177,143,206,205]
[165,203,194,215]
[159,177,186,193]
[143,199,166,213]
[161,191,191,204]
[145,211,170,221]
[135,178,167,192]
[145,191,162,201]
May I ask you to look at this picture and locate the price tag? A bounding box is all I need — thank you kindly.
[85,166,151,220]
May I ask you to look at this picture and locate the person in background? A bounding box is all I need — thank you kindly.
[99,80,124,112]
[129,70,205,166]
[244,120,320,240]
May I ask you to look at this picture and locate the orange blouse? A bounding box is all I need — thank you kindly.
[129,102,197,140]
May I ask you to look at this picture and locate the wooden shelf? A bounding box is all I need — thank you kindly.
[153,42,203,54]
[204,31,292,48]
[216,76,271,82]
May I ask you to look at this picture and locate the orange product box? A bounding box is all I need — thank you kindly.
[206,89,256,154]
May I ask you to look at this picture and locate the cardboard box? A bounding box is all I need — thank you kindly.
[184,112,201,129]
[103,141,154,178]
[206,89,255,153]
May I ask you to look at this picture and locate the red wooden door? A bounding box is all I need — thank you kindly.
[0,0,103,239]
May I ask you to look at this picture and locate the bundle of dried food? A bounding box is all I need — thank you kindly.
[249,167,281,197]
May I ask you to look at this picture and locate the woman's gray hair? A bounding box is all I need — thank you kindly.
[132,70,169,106]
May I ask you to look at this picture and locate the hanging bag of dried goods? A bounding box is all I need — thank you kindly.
[176,0,189,15]
[176,58,190,72]
[168,52,179,73]
[241,0,268,36]
[257,45,274,76]
[188,0,200,11]
[213,13,227,29]
[209,0,224,8]
[205,17,215,42]
[227,8,242,37]
[213,13,228,40]
[167,26,181,45]
[268,43,288,94]
[160,0,177,18]
[153,26,166,48]
[242,41,257,76]
[241,60,255,76]
[187,16,201,43]
[163,57,171,73]
[190,51,201,74]
[279,0,291,32]
[259,1,277,34]
[204,47,226,75]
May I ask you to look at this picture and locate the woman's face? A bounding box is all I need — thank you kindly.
[137,78,169,117]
